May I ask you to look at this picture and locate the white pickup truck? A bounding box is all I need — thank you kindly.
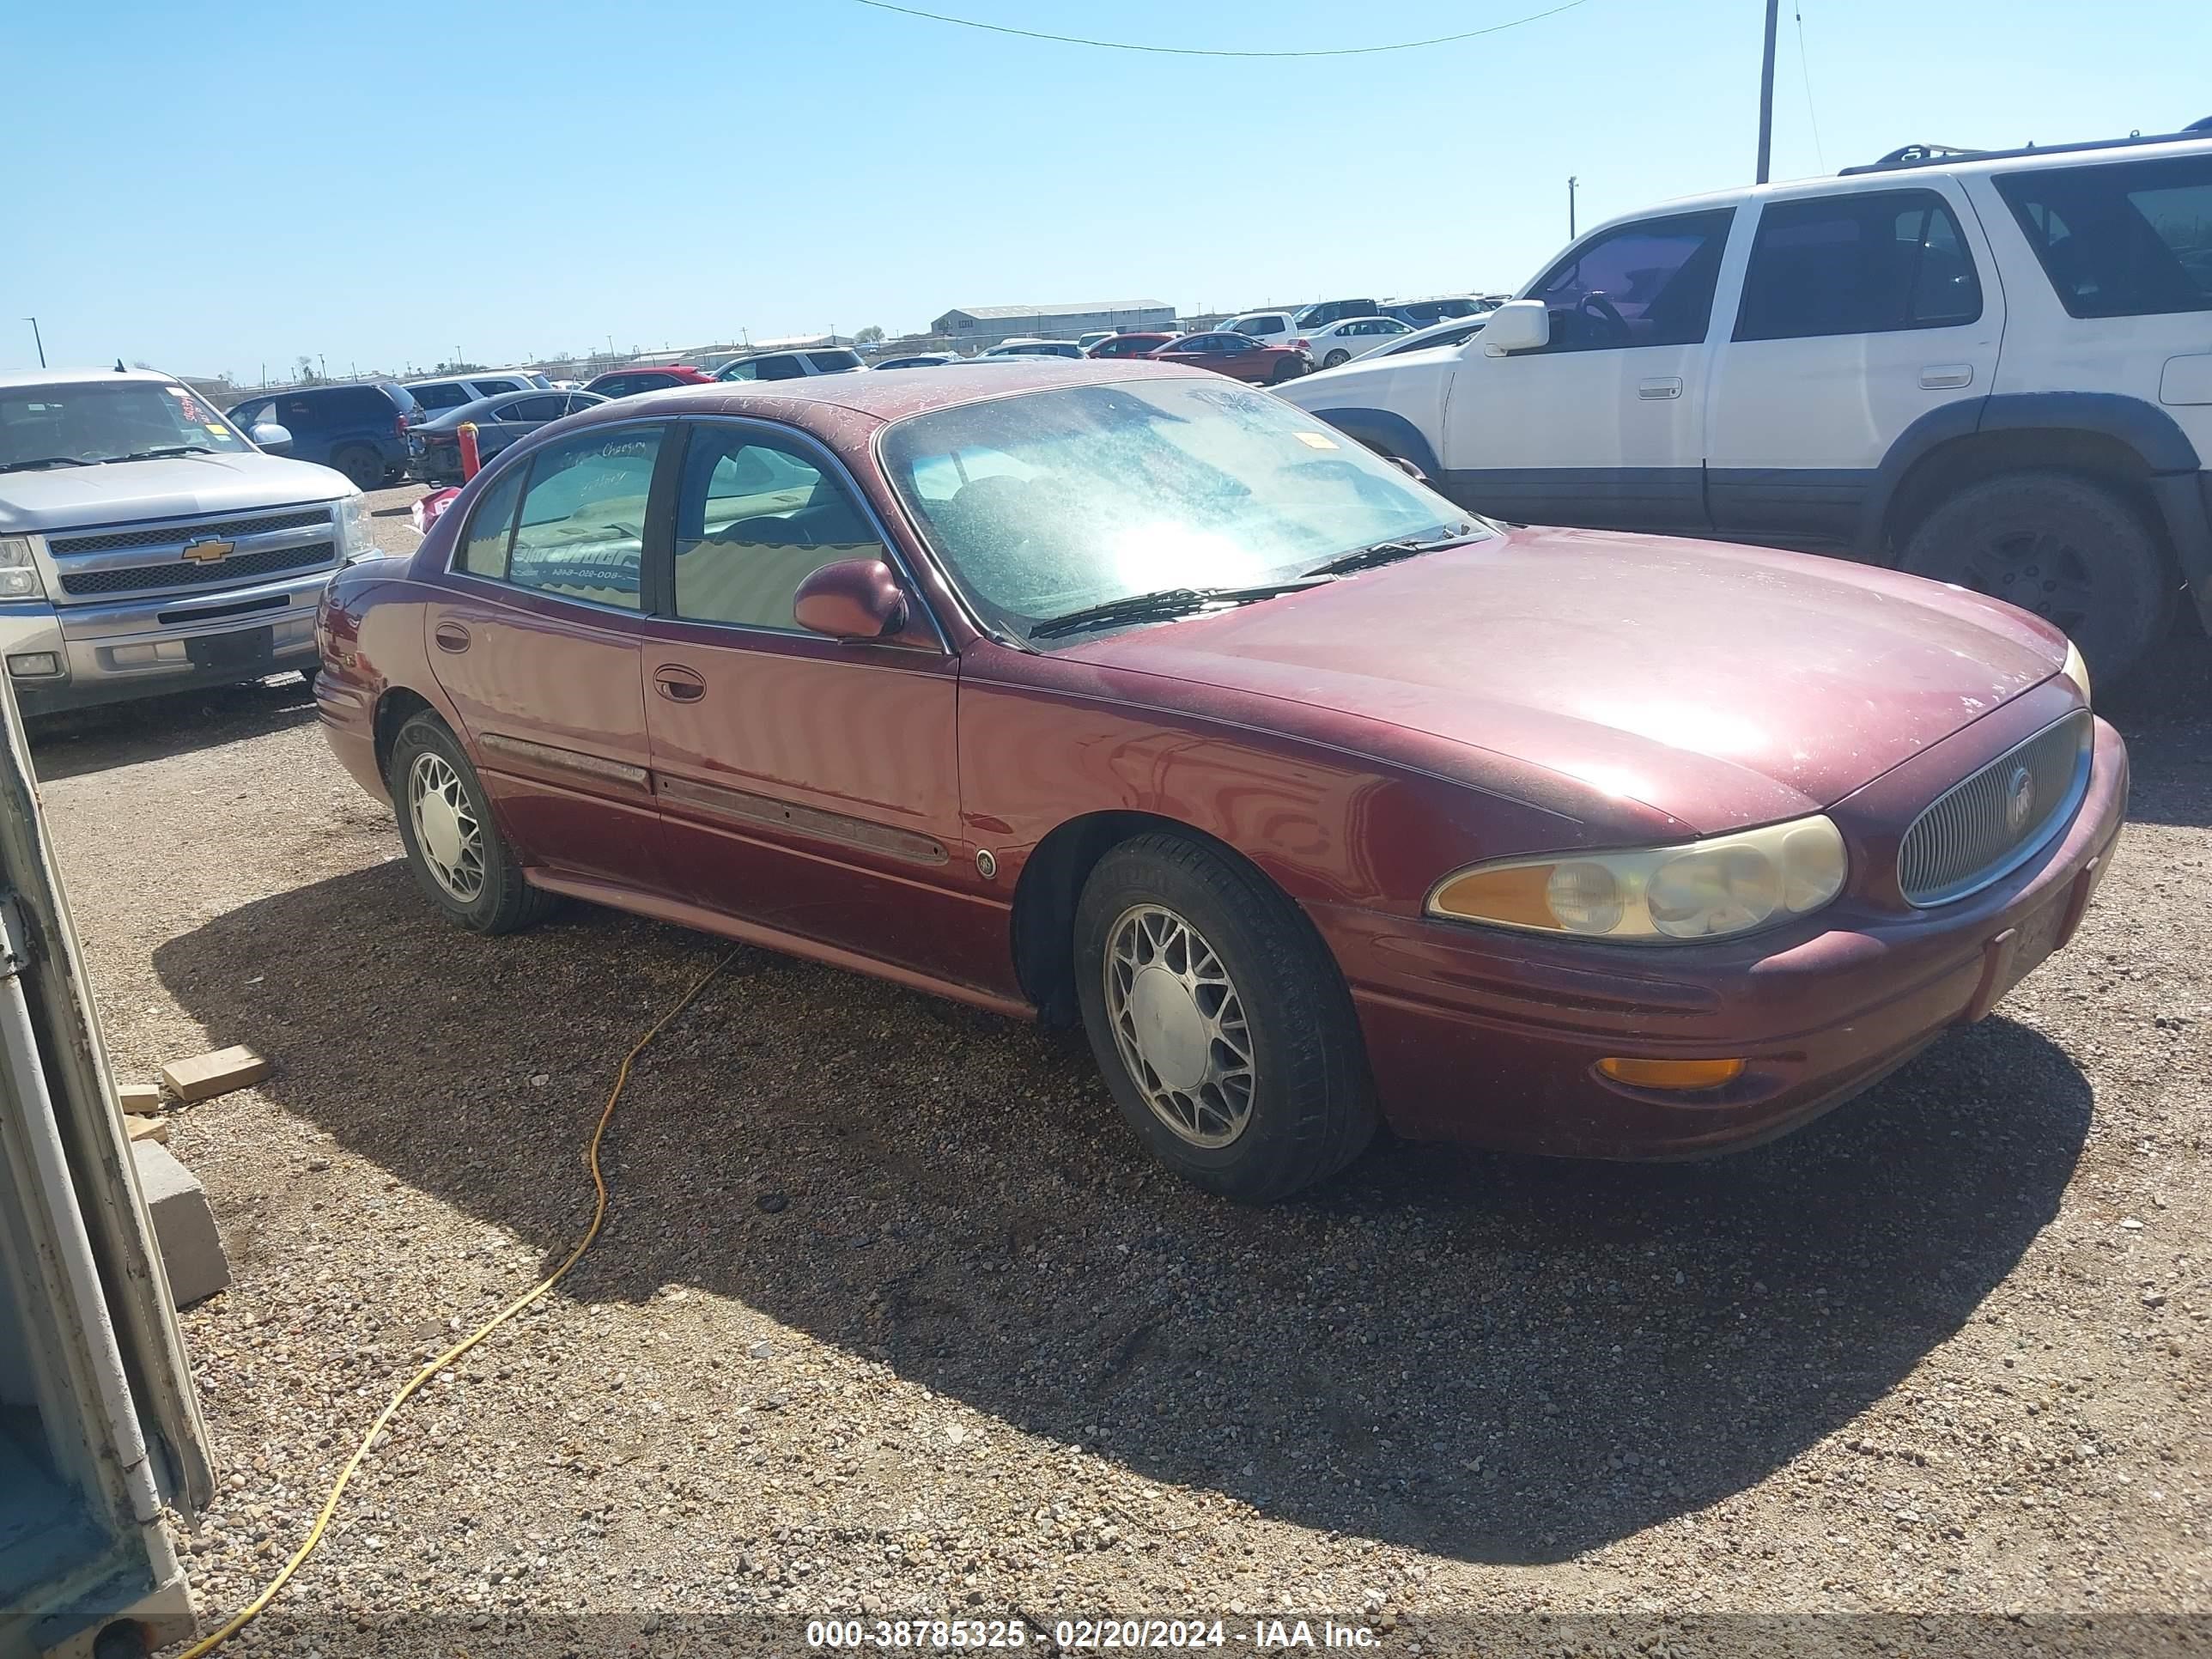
[0,368,380,714]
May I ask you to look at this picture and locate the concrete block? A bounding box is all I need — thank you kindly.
[159,1044,270,1103]
[125,1114,169,1145]
[118,1081,164,1114]
[133,1141,228,1308]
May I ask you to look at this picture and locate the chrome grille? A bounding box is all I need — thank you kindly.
[1898,711,2093,907]
[49,507,331,556]
[58,541,336,598]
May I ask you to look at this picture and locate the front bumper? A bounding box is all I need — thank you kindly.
[0,567,330,714]
[1322,714,2130,1159]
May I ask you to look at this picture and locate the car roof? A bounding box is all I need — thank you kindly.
[552,358,1216,429]
[0,366,182,390]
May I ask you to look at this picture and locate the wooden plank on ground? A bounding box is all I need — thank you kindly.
[158,1045,270,1103]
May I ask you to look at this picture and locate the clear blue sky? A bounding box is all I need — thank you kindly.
[3,0,2204,380]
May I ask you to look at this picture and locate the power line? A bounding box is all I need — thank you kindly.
[841,0,1591,58]
[1794,3,1826,172]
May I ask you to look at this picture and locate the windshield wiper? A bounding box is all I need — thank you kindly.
[1302,529,1483,579]
[110,445,220,462]
[1029,580,1328,641]
[0,455,94,473]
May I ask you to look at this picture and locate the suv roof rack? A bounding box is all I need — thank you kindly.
[1839,122,2212,175]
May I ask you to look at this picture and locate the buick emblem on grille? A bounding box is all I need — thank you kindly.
[2005,764,2036,834]
[180,537,234,564]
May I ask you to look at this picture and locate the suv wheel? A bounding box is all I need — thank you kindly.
[331,444,384,491]
[1899,469,2174,684]
[1073,833,1376,1202]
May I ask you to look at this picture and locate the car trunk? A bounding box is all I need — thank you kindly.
[0,678,210,1658]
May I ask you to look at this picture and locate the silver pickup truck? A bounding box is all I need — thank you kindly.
[0,368,380,714]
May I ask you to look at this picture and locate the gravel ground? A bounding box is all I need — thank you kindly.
[26,483,2212,1655]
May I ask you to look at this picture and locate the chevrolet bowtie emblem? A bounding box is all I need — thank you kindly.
[180,537,234,564]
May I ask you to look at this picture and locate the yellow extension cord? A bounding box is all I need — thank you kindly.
[177,948,738,1658]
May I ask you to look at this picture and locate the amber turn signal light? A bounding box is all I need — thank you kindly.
[1596,1056,1747,1091]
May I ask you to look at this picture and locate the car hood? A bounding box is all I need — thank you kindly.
[0,452,353,535]
[1057,526,2069,834]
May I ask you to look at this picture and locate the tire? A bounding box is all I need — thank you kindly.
[331,444,385,491]
[386,712,556,934]
[1898,469,2174,684]
[1073,832,1376,1202]
[1322,349,1350,368]
[1270,357,1306,386]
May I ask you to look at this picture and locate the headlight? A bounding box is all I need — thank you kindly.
[1426,814,1848,944]
[335,493,378,563]
[2060,639,2091,708]
[0,537,46,602]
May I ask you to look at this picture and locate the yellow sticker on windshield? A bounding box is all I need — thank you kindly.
[205,423,227,434]
[1293,431,1339,450]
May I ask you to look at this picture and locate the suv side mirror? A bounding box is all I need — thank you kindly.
[249,422,294,454]
[1477,300,1550,356]
[794,558,910,641]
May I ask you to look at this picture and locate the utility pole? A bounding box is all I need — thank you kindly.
[23,319,45,368]
[1567,177,1578,240]
[1755,0,1779,184]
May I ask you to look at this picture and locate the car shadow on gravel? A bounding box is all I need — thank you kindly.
[154,862,2092,1567]
[2100,625,2212,828]
[26,673,321,781]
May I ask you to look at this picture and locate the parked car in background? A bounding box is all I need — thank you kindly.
[871,353,959,371]
[1226,310,1298,343]
[404,372,550,415]
[226,381,421,489]
[319,361,2122,1201]
[1382,295,1494,328]
[985,340,1086,360]
[1302,315,1415,368]
[2,368,377,710]
[1292,298,1382,330]
[1280,125,2212,684]
[714,348,866,382]
[406,389,608,483]
[585,366,718,398]
[1076,331,1115,350]
[1088,332,1180,358]
[1149,331,1312,384]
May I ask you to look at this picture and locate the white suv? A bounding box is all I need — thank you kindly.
[1279,126,2212,681]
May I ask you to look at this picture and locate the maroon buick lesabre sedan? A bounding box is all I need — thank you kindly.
[316,361,2126,1200]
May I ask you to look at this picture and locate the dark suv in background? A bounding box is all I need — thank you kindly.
[225,382,421,489]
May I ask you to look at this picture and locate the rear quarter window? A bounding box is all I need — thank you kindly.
[1995,154,2212,319]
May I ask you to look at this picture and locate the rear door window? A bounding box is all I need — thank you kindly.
[752,356,808,382]
[1734,189,1983,340]
[1995,154,2212,318]
[505,396,568,422]
[410,384,471,411]
[1528,209,1735,350]
[503,427,665,610]
[806,350,863,373]
[473,378,526,397]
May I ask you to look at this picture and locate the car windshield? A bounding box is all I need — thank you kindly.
[879,380,1485,644]
[0,380,253,471]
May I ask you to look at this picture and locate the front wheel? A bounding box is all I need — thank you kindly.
[1898,469,2173,684]
[386,712,556,934]
[1074,833,1376,1201]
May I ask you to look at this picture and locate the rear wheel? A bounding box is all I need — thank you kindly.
[331,444,384,491]
[386,712,556,934]
[1899,469,2172,684]
[1074,833,1376,1201]
[1270,357,1306,385]
[1322,349,1351,368]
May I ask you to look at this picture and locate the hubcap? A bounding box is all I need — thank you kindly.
[1962,528,2096,635]
[409,751,485,902]
[1103,904,1255,1148]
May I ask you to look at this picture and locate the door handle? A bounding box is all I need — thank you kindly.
[433,621,471,653]
[1638,377,1683,400]
[1919,363,1974,390]
[653,665,707,703]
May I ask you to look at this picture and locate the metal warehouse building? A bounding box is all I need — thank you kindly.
[932,301,1176,349]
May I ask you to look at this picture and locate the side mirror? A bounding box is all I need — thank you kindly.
[794,558,909,641]
[1476,300,1550,356]
[250,422,294,454]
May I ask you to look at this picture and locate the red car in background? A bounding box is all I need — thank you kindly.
[1147,331,1312,384]
[318,362,2122,1201]
[1087,331,1181,359]
[584,366,717,398]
